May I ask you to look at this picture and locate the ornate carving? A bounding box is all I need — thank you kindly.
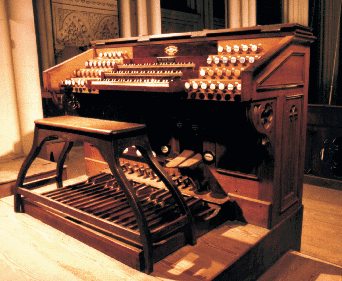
[289,105,298,122]
[165,46,178,56]
[52,1,119,48]
[260,103,274,130]
[95,16,119,40]
[52,0,117,10]
[57,11,90,46]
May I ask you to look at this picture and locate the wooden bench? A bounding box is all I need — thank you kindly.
[14,116,196,273]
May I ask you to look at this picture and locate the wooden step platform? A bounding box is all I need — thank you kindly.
[0,154,66,199]
[258,250,342,280]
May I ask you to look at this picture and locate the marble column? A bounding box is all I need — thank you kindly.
[43,0,55,68]
[228,0,241,28]
[119,0,132,38]
[121,0,161,37]
[203,0,214,30]
[7,0,43,155]
[0,0,22,156]
[228,0,256,28]
[36,0,50,71]
[243,0,256,27]
[283,0,309,26]
[148,0,161,35]
[137,0,148,36]
[36,0,55,71]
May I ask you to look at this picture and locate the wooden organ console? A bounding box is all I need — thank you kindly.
[21,24,315,277]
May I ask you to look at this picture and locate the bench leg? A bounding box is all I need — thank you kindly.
[97,140,154,274]
[56,141,74,188]
[135,135,197,246]
[15,128,44,212]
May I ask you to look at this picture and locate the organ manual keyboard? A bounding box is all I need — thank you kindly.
[20,24,314,277]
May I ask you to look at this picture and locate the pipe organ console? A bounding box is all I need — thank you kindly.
[36,23,314,274]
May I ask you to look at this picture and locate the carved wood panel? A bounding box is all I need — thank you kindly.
[51,0,119,50]
[280,96,303,212]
